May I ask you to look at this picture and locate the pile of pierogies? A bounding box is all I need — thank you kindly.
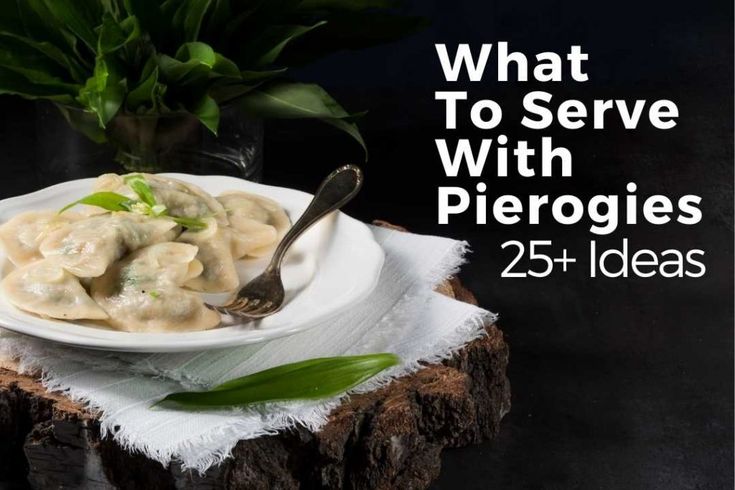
[0,174,289,332]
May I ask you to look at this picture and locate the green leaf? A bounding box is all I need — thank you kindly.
[203,0,231,36]
[98,13,140,54]
[236,22,326,67]
[78,56,125,126]
[56,104,107,143]
[212,54,241,78]
[127,66,160,109]
[0,35,74,84]
[176,41,216,65]
[0,32,86,82]
[41,0,100,51]
[169,215,207,230]
[238,82,366,155]
[153,353,400,410]
[18,0,86,63]
[0,66,77,102]
[158,42,218,87]
[208,68,284,104]
[209,81,258,104]
[239,68,287,82]
[189,94,220,134]
[60,192,133,214]
[124,174,157,206]
[172,0,212,42]
[122,0,166,45]
[238,82,351,119]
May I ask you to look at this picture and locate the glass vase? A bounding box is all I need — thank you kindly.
[34,102,263,186]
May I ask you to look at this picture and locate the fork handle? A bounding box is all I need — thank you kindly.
[267,165,364,272]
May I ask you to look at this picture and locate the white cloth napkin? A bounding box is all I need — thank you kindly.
[0,225,494,472]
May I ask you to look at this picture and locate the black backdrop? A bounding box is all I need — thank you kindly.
[0,0,732,488]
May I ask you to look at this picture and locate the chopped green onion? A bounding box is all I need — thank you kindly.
[61,175,207,231]
[153,353,400,410]
[60,192,134,214]
[124,174,157,207]
[170,216,208,231]
[151,204,167,216]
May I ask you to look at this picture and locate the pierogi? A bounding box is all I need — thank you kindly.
[0,174,290,332]
[1,258,108,320]
[0,210,83,266]
[90,243,220,332]
[217,191,290,258]
[39,213,177,278]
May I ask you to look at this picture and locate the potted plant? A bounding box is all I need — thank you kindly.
[0,0,422,180]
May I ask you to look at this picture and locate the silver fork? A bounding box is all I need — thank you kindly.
[209,164,364,318]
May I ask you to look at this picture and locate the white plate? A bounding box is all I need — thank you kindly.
[0,174,384,352]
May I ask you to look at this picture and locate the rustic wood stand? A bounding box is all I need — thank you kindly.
[0,237,510,489]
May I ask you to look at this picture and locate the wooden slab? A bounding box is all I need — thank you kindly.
[0,234,510,489]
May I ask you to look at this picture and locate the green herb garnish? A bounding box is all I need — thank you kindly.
[153,353,400,411]
[124,174,157,207]
[169,216,208,231]
[149,290,161,299]
[59,191,134,214]
[60,175,207,230]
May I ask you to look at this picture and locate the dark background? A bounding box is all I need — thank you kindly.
[0,0,732,488]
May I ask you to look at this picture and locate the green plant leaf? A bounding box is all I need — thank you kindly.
[59,191,133,214]
[56,103,107,143]
[207,68,284,103]
[122,0,167,46]
[98,13,141,54]
[127,66,160,109]
[0,66,77,102]
[237,82,351,119]
[203,0,231,36]
[158,42,219,88]
[238,82,366,155]
[212,54,241,78]
[78,56,125,126]
[0,32,86,82]
[41,0,100,51]
[172,0,212,42]
[124,174,157,206]
[239,68,288,82]
[18,0,86,64]
[0,35,75,84]
[236,22,326,67]
[153,353,400,410]
[189,94,220,134]
[209,81,258,104]
[176,41,216,65]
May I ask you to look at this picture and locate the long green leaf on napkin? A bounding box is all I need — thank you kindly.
[154,353,400,410]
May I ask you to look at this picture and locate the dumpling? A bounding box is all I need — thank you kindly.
[1,258,108,320]
[217,191,290,258]
[94,173,228,225]
[0,210,83,266]
[39,213,177,278]
[90,242,220,332]
[177,218,239,293]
